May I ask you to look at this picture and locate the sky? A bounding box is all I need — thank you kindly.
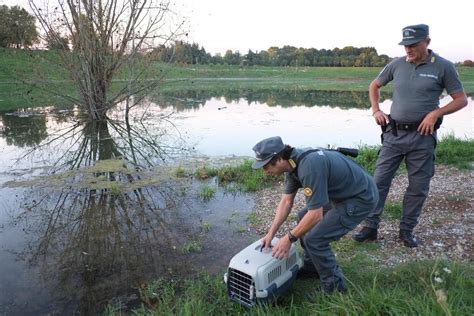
[171,0,473,62]
[3,0,473,62]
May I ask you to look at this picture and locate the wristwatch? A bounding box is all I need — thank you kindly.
[287,230,298,243]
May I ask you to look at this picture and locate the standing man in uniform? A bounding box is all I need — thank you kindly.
[353,24,467,247]
[252,136,378,294]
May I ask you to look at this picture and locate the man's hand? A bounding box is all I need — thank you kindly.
[260,233,274,251]
[272,235,291,260]
[373,110,389,126]
[417,111,439,135]
[417,91,467,135]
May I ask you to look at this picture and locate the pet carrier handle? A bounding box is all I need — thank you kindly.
[259,245,273,252]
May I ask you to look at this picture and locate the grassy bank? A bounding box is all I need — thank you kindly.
[157,63,474,96]
[191,135,473,194]
[115,259,472,315]
[1,49,473,111]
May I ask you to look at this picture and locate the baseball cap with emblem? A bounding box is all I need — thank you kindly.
[252,136,285,169]
[398,24,429,46]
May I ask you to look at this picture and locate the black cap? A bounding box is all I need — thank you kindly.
[251,136,285,169]
[399,24,429,46]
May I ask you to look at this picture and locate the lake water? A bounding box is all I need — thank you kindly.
[168,95,473,157]
[0,90,472,314]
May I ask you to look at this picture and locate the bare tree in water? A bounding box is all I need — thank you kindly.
[28,0,185,120]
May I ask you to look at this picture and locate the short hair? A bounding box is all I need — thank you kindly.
[267,145,293,165]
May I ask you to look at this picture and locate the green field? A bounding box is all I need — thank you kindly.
[1,48,473,111]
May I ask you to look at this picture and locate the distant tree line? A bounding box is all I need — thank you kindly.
[3,4,473,68]
[149,41,392,67]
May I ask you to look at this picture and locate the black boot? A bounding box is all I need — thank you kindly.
[305,278,347,300]
[323,278,348,294]
[399,230,418,248]
[352,227,377,242]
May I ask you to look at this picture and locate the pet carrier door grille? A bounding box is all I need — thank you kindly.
[227,268,255,306]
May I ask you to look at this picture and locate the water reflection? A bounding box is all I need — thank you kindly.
[0,110,255,314]
[152,89,392,111]
[0,107,190,170]
[1,112,48,147]
[6,165,254,313]
[11,178,190,313]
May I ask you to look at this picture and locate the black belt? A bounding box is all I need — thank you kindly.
[381,115,443,141]
[395,122,419,131]
[382,116,418,136]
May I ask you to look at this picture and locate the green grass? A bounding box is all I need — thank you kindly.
[353,135,474,174]
[436,134,474,169]
[1,48,473,111]
[198,184,216,201]
[182,240,202,254]
[156,64,381,93]
[383,202,403,220]
[354,145,380,174]
[116,259,473,315]
[194,166,219,180]
[173,166,187,177]
[216,160,279,192]
[0,48,75,110]
[195,160,279,192]
[200,222,212,233]
[246,211,262,227]
[155,63,474,95]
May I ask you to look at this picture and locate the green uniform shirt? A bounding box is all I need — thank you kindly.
[376,50,464,122]
[284,149,376,210]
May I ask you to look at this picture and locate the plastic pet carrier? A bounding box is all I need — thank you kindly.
[223,237,302,307]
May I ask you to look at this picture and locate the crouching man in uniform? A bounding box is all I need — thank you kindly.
[252,136,379,294]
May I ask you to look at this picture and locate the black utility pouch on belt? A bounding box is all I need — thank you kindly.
[380,115,397,141]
